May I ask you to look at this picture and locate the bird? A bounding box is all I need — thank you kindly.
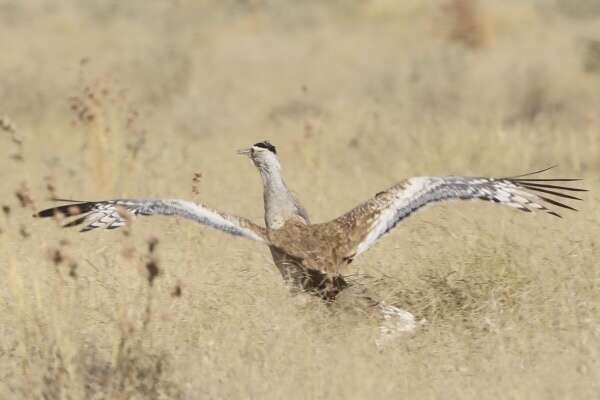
[35,141,585,338]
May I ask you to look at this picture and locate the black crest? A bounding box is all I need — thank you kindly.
[253,141,277,154]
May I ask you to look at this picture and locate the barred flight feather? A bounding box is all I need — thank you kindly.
[337,170,585,258]
[35,198,269,242]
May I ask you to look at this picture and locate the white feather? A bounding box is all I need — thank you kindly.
[350,175,569,257]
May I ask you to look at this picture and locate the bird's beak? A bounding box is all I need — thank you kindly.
[237,147,251,156]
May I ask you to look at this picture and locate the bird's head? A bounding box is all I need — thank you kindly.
[237,140,280,171]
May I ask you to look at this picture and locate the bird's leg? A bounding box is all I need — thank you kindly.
[296,269,349,302]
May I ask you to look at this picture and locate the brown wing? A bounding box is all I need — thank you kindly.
[327,168,585,265]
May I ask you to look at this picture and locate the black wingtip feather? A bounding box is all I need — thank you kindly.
[35,202,96,218]
[50,198,88,203]
[519,185,584,201]
[502,167,587,216]
[36,208,62,218]
[36,208,59,218]
[62,216,88,228]
[537,195,579,212]
[513,178,583,182]
[513,181,587,192]
[506,165,558,179]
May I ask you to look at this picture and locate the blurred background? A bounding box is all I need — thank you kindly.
[1,1,599,399]
[2,0,599,206]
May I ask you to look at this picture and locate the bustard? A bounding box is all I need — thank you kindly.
[36,141,585,336]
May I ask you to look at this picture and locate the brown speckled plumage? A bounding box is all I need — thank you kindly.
[35,143,585,332]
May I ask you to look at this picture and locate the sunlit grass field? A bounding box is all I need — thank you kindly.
[1,1,599,398]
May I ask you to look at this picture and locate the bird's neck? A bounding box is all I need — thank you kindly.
[259,164,306,229]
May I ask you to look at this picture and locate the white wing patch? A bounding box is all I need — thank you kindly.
[36,199,268,243]
[355,177,432,256]
[352,174,584,257]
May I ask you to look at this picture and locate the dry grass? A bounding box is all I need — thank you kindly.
[1,1,599,398]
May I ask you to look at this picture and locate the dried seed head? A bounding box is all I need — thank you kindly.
[10,153,23,162]
[145,259,160,286]
[48,248,63,266]
[147,237,159,254]
[192,172,203,195]
[68,261,78,278]
[67,205,81,216]
[15,183,34,209]
[171,284,182,298]
[114,206,132,236]
[0,116,16,134]
[15,192,26,207]
[1,116,23,163]
[19,225,30,239]
[44,176,56,197]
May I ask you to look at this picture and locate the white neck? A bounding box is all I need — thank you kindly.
[257,160,308,229]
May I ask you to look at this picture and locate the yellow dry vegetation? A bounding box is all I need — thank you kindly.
[0,1,599,398]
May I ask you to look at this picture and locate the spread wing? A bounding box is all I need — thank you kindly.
[35,198,269,243]
[333,167,585,260]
